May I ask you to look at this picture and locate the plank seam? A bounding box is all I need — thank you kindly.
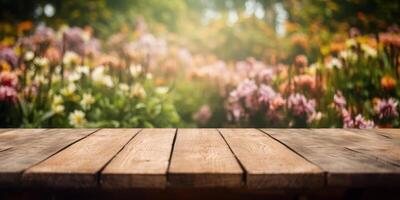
[166,128,178,187]
[258,129,328,187]
[217,129,246,187]
[21,128,99,176]
[343,147,400,168]
[97,129,143,187]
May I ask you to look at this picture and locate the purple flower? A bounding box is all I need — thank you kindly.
[63,27,86,56]
[0,48,18,68]
[288,93,316,118]
[231,79,258,99]
[258,84,276,104]
[33,25,55,46]
[375,98,399,120]
[0,86,18,103]
[193,105,212,125]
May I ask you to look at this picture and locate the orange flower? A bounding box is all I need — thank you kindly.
[17,21,33,33]
[381,75,396,90]
[330,42,345,52]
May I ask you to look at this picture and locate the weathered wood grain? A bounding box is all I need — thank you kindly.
[262,129,400,187]
[313,129,400,166]
[373,129,400,140]
[0,129,95,186]
[0,129,13,134]
[101,128,176,188]
[219,129,323,188]
[168,129,243,188]
[23,129,140,188]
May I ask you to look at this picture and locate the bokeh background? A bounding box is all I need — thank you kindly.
[0,0,399,128]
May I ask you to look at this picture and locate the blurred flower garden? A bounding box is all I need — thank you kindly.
[0,0,399,128]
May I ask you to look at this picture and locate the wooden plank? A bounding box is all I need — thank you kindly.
[0,129,96,186]
[101,128,176,188]
[312,129,400,167]
[218,129,323,189]
[261,129,400,187]
[168,129,242,188]
[373,129,400,140]
[23,129,140,188]
[0,129,13,134]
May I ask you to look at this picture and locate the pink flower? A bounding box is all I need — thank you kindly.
[333,91,347,109]
[294,55,308,68]
[0,71,18,88]
[374,98,399,120]
[293,74,316,91]
[193,105,212,125]
[226,102,245,122]
[258,68,274,83]
[0,86,18,103]
[354,114,374,128]
[341,109,354,128]
[288,93,316,118]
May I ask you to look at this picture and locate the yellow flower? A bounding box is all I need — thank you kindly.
[68,110,87,127]
[52,95,63,105]
[60,83,77,97]
[80,93,95,109]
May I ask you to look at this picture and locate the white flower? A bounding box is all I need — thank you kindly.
[339,50,357,61]
[80,93,95,109]
[34,74,48,84]
[129,64,142,78]
[67,71,82,82]
[118,83,130,92]
[130,83,146,98]
[52,104,65,114]
[92,66,114,88]
[24,51,34,61]
[146,73,153,80]
[155,86,169,94]
[361,44,377,58]
[326,57,342,69]
[33,57,49,67]
[63,51,80,66]
[77,65,90,75]
[61,83,77,97]
[69,110,87,127]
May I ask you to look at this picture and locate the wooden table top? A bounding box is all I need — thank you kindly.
[0,128,399,189]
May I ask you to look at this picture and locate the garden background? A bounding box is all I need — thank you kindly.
[0,0,399,128]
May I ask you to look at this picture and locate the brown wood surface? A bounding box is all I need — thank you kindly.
[219,128,323,188]
[373,129,400,140]
[0,129,95,186]
[101,128,176,188]
[168,129,243,188]
[261,129,400,187]
[1,128,400,189]
[23,129,140,188]
[314,129,400,166]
